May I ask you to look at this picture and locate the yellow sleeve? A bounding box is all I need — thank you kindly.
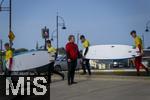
[83,40,90,48]
[48,47,56,53]
[8,50,13,58]
[5,50,13,61]
[52,47,56,53]
[135,37,142,46]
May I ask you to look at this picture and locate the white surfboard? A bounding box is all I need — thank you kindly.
[83,45,140,60]
[6,50,54,71]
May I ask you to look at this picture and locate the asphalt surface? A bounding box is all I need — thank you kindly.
[50,74,150,100]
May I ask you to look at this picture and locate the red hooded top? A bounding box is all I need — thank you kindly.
[66,42,79,61]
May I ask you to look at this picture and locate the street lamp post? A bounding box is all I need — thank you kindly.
[9,0,12,46]
[50,29,57,41]
[0,40,3,69]
[145,21,150,32]
[77,33,80,46]
[144,20,150,48]
[142,34,145,48]
[56,14,66,56]
[0,0,12,47]
[56,15,59,54]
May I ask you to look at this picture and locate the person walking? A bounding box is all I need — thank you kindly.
[80,35,91,75]
[4,43,13,75]
[46,40,64,83]
[66,35,79,85]
[130,30,149,76]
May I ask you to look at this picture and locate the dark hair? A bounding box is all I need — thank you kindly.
[68,35,74,41]
[4,43,9,47]
[130,30,136,35]
[46,40,51,44]
[80,35,85,39]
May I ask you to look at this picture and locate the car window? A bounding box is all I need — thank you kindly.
[61,56,66,61]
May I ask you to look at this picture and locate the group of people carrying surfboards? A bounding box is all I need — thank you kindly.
[3,30,149,85]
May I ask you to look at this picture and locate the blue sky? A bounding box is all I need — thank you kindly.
[0,0,150,50]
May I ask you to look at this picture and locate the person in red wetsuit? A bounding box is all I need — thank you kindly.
[130,30,149,76]
[66,35,80,85]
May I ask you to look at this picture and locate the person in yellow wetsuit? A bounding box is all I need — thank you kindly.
[5,43,13,71]
[46,40,64,83]
[4,43,13,75]
[130,30,149,76]
[80,35,91,75]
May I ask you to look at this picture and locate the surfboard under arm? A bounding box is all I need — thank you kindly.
[82,45,140,60]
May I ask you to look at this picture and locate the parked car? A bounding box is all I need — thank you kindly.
[54,55,82,71]
[142,49,150,68]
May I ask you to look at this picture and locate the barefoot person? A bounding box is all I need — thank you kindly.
[47,40,64,83]
[80,35,91,75]
[66,35,79,85]
[130,30,149,76]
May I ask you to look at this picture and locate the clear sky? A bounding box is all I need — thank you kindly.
[0,0,150,50]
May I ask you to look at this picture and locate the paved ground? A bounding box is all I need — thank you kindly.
[50,74,150,100]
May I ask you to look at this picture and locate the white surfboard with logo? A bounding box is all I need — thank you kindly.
[83,45,140,60]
